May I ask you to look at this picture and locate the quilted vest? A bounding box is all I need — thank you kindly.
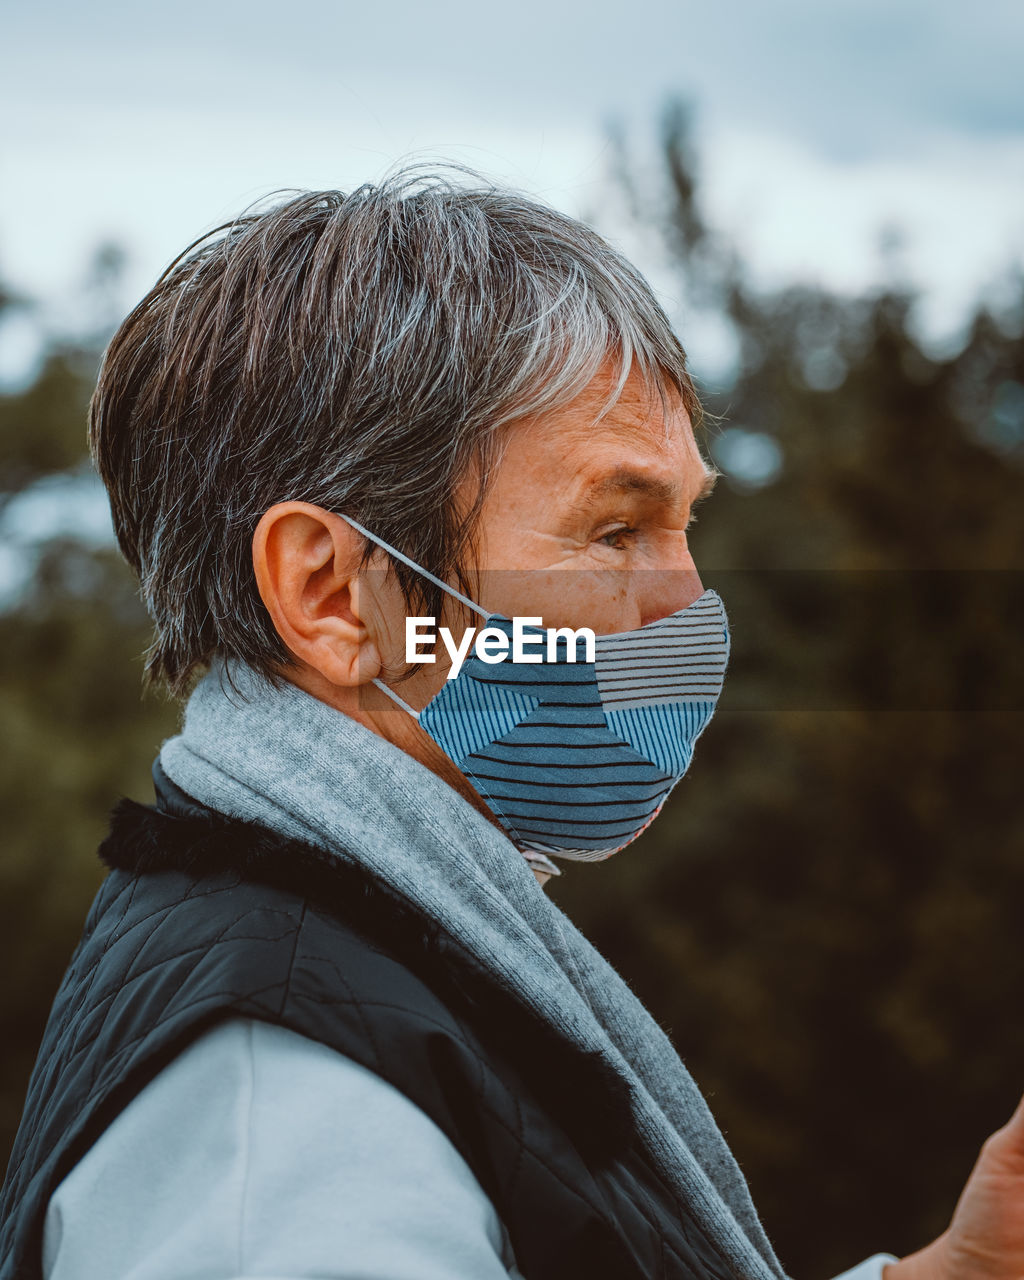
[0,775,733,1280]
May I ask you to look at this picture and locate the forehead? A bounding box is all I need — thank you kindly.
[502,364,708,496]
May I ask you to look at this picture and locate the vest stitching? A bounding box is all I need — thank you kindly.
[288,929,388,1076]
[278,902,306,1016]
[41,896,293,1115]
[69,879,251,1056]
[3,992,285,1242]
[502,1064,528,1204]
[0,890,291,1242]
[289,993,505,1119]
[119,878,218,985]
[15,883,364,1203]
[253,986,671,1260]
[236,1021,257,1276]
[313,999,715,1276]
[1,877,170,1192]
[46,877,140,1062]
[19,932,721,1280]
[4,847,732,1280]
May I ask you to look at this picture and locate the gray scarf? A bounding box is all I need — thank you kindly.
[160,657,785,1280]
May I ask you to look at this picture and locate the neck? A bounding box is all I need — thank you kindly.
[272,660,552,886]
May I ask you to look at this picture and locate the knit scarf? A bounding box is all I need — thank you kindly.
[159,657,786,1280]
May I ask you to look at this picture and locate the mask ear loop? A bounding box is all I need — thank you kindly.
[335,512,490,720]
[371,677,424,719]
[336,512,489,620]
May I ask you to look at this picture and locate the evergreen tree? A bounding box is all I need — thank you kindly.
[558,103,1024,1274]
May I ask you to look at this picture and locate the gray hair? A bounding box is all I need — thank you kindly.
[89,166,701,697]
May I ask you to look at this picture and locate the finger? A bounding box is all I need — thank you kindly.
[1004,1092,1024,1137]
[981,1093,1024,1169]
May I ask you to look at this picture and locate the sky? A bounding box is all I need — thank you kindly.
[2,0,1023,380]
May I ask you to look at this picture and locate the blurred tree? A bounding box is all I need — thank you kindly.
[0,130,1022,1280]
[557,101,1024,1276]
[0,268,179,1162]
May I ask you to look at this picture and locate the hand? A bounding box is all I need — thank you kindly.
[884,1094,1024,1280]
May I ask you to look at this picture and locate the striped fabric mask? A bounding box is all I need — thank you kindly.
[339,515,730,871]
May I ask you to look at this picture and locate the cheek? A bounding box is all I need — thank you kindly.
[488,567,638,633]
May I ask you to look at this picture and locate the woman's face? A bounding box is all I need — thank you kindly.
[251,361,718,868]
[456,362,716,637]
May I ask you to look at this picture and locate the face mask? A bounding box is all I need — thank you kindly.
[339,514,730,870]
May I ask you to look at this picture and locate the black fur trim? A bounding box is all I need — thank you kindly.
[98,797,637,1164]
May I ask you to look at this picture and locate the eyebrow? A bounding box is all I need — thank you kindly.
[695,467,720,502]
[570,464,719,513]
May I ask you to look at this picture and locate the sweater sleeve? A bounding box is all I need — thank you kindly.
[42,1017,520,1280]
[828,1253,900,1280]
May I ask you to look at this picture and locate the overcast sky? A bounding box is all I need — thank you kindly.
[3,0,1023,371]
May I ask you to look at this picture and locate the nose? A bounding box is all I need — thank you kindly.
[638,547,704,628]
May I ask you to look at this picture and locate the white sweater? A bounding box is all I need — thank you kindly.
[41,1018,896,1280]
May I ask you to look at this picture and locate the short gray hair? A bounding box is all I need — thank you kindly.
[89,166,701,697]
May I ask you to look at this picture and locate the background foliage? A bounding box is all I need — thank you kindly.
[1,112,1021,1276]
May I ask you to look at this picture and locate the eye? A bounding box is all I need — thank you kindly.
[597,525,639,551]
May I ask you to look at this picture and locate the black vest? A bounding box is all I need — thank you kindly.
[0,769,734,1280]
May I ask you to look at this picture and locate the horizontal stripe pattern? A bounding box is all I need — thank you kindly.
[504,801,669,862]
[460,696,674,856]
[457,615,597,695]
[419,676,540,768]
[595,592,729,708]
[415,595,727,860]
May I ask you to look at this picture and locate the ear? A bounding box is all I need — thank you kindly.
[252,501,383,688]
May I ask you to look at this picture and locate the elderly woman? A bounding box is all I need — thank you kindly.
[1,172,1021,1280]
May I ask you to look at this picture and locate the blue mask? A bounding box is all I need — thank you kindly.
[339,515,730,871]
